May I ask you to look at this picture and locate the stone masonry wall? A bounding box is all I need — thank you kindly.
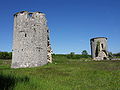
[90,37,109,60]
[11,11,52,68]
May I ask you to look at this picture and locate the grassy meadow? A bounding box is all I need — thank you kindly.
[0,55,120,90]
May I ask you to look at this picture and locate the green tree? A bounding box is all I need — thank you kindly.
[0,52,12,59]
[82,50,88,55]
[67,52,75,59]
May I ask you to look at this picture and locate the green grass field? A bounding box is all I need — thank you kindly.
[0,56,120,90]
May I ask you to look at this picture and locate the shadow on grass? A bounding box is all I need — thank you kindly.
[0,73,29,90]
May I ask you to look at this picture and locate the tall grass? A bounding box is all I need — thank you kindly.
[0,56,120,90]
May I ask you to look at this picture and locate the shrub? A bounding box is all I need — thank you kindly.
[0,52,12,59]
[67,52,91,59]
[81,50,88,55]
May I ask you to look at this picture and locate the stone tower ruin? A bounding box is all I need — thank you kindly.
[11,11,52,68]
[90,37,109,60]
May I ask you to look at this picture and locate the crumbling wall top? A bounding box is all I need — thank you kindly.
[90,37,107,41]
[14,11,45,17]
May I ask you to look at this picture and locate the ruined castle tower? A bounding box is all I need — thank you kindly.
[11,11,52,68]
[90,37,109,60]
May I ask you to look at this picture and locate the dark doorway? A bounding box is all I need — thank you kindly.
[103,57,107,60]
[101,44,104,49]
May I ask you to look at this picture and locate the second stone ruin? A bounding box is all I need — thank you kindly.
[90,37,109,60]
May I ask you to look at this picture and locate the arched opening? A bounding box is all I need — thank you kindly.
[103,57,107,60]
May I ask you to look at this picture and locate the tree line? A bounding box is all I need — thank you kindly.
[0,51,120,59]
[112,52,120,58]
[0,52,12,59]
[66,50,91,59]
[52,50,91,59]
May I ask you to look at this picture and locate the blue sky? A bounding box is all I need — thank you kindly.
[0,0,120,54]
